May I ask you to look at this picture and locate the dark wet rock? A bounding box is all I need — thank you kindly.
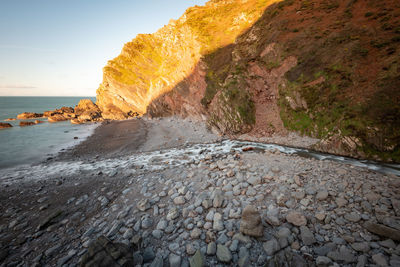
[79,235,133,267]
[266,250,309,267]
[36,210,64,231]
[143,247,156,263]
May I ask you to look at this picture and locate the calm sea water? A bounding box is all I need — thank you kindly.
[0,97,98,169]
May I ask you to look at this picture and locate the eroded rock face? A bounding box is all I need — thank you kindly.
[147,63,207,119]
[0,122,13,129]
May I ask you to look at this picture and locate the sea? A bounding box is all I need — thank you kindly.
[0,97,99,169]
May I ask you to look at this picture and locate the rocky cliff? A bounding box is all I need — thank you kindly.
[97,0,400,162]
[97,0,279,119]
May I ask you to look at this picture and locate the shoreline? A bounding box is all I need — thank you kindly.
[0,117,399,266]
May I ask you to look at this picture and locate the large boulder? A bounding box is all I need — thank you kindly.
[74,99,102,123]
[75,99,101,116]
[48,114,68,122]
[17,112,43,119]
[78,110,101,122]
[240,205,264,237]
[0,122,12,129]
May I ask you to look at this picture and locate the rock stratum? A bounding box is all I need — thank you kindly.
[97,0,400,162]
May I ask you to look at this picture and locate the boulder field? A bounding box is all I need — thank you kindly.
[0,117,399,266]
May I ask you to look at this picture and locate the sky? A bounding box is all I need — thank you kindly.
[0,0,208,96]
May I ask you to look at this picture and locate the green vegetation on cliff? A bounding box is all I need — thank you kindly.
[98,0,400,162]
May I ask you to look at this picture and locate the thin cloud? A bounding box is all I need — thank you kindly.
[0,84,37,89]
[0,45,57,53]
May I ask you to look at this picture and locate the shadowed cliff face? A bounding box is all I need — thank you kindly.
[97,0,400,162]
[96,0,281,119]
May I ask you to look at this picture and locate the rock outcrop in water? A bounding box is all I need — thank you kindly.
[0,122,12,129]
[96,0,400,163]
[12,99,108,126]
[16,112,43,120]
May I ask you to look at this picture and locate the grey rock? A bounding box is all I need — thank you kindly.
[300,226,316,246]
[316,190,329,201]
[265,207,281,226]
[169,253,181,267]
[207,242,216,255]
[189,250,204,267]
[156,219,168,231]
[351,242,370,253]
[276,227,291,239]
[372,253,388,266]
[336,198,348,208]
[327,246,356,263]
[344,212,361,223]
[190,228,201,239]
[213,213,224,231]
[213,190,224,208]
[356,255,367,267]
[216,244,232,263]
[137,199,150,211]
[152,229,163,239]
[316,256,332,266]
[141,217,153,229]
[174,196,186,205]
[263,238,280,256]
[229,239,239,252]
[167,207,179,221]
[143,247,156,263]
[238,254,250,267]
[314,243,336,256]
[248,176,261,185]
[379,239,396,249]
[169,243,180,252]
[150,255,163,267]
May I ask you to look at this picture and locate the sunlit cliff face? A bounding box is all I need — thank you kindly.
[96,0,281,120]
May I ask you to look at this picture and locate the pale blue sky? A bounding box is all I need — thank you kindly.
[0,0,208,96]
